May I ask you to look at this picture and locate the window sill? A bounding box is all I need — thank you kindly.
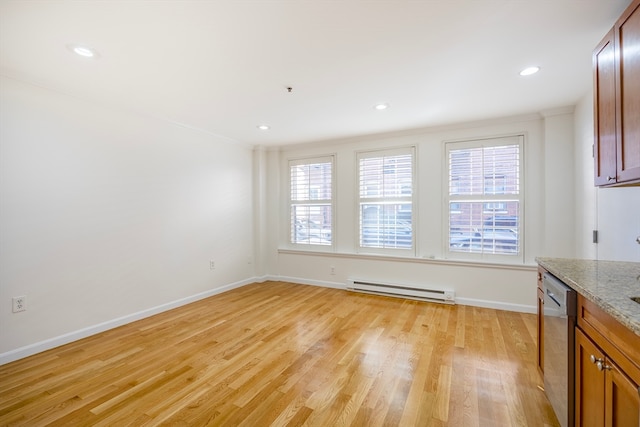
[277,248,536,271]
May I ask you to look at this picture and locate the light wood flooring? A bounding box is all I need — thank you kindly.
[0,281,560,426]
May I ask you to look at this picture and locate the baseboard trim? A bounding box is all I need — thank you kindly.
[266,275,345,290]
[453,297,536,314]
[268,275,536,314]
[0,278,256,366]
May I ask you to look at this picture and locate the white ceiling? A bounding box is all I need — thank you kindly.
[0,0,631,147]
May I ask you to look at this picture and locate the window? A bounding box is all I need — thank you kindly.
[357,147,414,250]
[446,136,522,256]
[289,157,334,246]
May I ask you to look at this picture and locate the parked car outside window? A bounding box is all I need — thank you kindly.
[449,215,519,254]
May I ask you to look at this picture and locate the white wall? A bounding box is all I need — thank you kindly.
[542,109,576,257]
[265,113,577,312]
[0,77,255,361]
[573,93,599,259]
[574,91,640,262]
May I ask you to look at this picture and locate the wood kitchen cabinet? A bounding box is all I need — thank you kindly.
[593,27,617,186]
[593,0,640,187]
[575,328,606,426]
[575,295,640,426]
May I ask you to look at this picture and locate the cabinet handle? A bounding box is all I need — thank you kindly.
[589,354,611,371]
[607,175,616,182]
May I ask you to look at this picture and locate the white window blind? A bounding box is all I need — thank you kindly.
[289,157,333,246]
[357,147,414,250]
[446,137,522,256]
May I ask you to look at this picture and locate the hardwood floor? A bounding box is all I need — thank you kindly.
[0,281,560,426]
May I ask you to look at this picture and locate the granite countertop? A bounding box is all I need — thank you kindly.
[536,257,640,337]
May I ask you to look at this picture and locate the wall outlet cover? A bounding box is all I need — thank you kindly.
[12,296,26,313]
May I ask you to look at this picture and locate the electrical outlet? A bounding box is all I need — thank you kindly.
[210,260,215,270]
[330,266,335,275]
[12,296,26,313]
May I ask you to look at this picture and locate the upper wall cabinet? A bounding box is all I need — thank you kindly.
[594,0,640,187]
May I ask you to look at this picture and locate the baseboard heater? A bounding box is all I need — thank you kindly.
[346,279,455,304]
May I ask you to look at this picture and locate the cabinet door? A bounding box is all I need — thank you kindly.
[605,360,640,427]
[615,0,640,183]
[593,28,618,186]
[576,329,606,427]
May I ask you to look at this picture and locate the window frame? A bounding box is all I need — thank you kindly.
[287,155,335,250]
[356,146,416,255]
[444,135,524,263]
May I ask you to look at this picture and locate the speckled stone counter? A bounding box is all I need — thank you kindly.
[536,257,640,337]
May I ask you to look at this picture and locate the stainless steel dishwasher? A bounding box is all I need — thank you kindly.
[543,272,577,427]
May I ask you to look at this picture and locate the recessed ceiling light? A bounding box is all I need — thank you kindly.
[519,66,540,76]
[374,103,389,110]
[66,44,99,59]
[257,125,270,130]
